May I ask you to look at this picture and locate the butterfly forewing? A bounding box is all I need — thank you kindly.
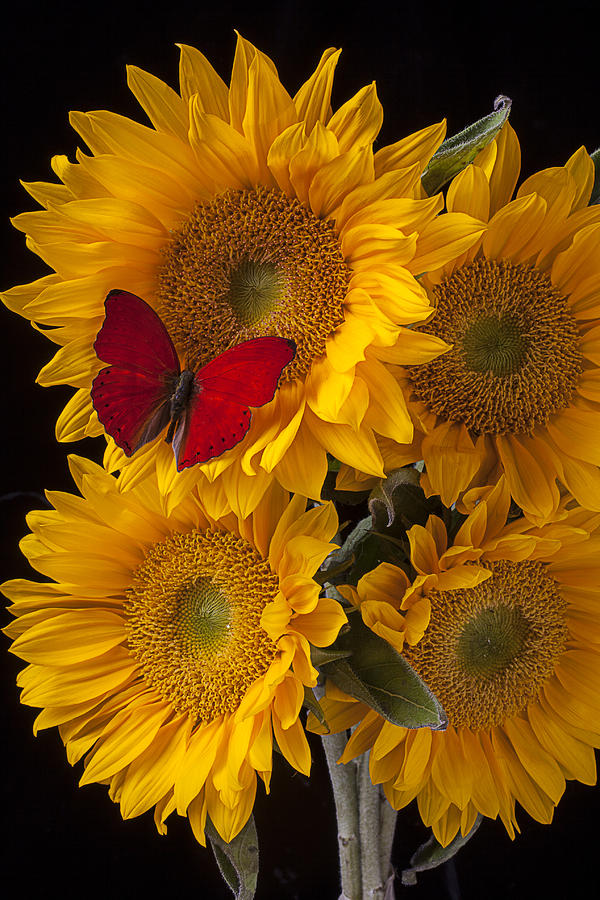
[173,336,296,470]
[91,290,181,456]
[196,337,296,405]
[94,290,180,374]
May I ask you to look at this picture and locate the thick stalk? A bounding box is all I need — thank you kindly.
[357,752,385,899]
[379,793,398,897]
[321,732,362,900]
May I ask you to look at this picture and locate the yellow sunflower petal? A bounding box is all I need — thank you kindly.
[422,421,482,507]
[496,434,559,523]
[80,700,170,785]
[327,82,383,153]
[177,43,229,117]
[293,47,340,129]
[272,714,311,775]
[446,164,490,220]
[374,120,446,178]
[126,65,189,140]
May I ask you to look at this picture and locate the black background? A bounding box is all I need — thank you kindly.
[1,1,600,897]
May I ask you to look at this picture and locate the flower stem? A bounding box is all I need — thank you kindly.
[358,753,388,899]
[379,791,398,896]
[321,732,361,899]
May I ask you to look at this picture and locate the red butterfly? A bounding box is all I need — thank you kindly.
[91,290,296,470]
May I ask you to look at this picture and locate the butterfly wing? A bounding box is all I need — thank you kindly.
[91,290,181,456]
[172,336,296,470]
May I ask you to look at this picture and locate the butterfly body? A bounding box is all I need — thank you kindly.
[91,291,295,470]
[166,369,195,443]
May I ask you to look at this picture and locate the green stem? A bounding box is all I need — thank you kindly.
[321,732,362,899]
[379,793,398,894]
[358,753,385,899]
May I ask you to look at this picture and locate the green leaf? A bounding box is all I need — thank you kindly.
[320,515,373,577]
[311,645,353,667]
[302,685,330,731]
[327,454,341,472]
[368,467,437,532]
[401,816,482,886]
[422,95,512,195]
[206,816,259,900]
[590,148,600,205]
[368,467,419,528]
[321,616,447,730]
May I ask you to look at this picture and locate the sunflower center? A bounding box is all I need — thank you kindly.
[409,258,582,434]
[403,559,568,729]
[457,604,529,677]
[225,260,284,326]
[174,578,232,656]
[156,186,350,380]
[125,529,279,723]
[461,314,529,376]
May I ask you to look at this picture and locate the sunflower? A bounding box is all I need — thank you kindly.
[311,479,600,846]
[357,123,600,524]
[2,36,483,510]
[2,454,346,845]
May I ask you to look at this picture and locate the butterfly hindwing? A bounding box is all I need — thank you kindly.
[173,337,296,470]
[91,291,181,456]
[172,390,252,470]
[92,366,175,456]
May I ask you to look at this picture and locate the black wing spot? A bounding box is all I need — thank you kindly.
[221,437,226,443]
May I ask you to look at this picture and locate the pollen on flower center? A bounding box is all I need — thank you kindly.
[157,186,351,380]
[125,529,279,722]
[403,559,568,729]
[408,258,583,434]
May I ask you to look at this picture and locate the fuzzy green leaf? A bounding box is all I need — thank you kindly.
[320,515,373,577]
[401,816,482,886]
[422,95,512,195]
[321,616,447,730]
[302,685,330,731]
[207,816,259,900]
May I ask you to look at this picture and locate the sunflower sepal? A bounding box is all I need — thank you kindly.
[319,615,447,730]
[400,816,483,887]
[422,95,512,196]
[206,816,259,900]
